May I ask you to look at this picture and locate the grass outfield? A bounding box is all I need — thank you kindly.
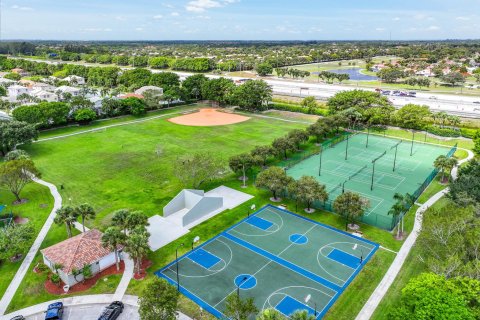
[21,104,308,228]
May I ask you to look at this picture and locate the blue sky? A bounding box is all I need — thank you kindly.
[1,0,479,40]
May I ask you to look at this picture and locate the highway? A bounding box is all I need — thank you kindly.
[10,56,480,118]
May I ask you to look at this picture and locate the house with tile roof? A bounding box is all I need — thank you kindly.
[41,229,121,286]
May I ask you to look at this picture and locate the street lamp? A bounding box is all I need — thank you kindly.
[175,243,184,291]
[192,236,200,251]
[237,276,249,297]
[304,294,317,317]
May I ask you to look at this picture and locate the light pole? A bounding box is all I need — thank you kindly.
[305,294,317,317]
[175,243,184,291]
[237,276,249,297]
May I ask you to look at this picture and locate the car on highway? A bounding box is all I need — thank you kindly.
[10,316,25,320]
[473,101,480,104]
[429,96,438,100]
[98,301,124,320]
[45,302,64,320]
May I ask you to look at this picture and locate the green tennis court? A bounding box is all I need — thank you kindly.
[286,133,451,229]
[156,205,378,319]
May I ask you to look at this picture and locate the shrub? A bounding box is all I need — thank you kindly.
[4,73,21,81]
[270,102,328,116]
[74,108,97,124]
[426,125,461,137]
[50,273,61,285]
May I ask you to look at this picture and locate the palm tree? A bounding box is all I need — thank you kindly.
[445,157,459,182]
[124,231,150,275]
[112,209,130,235]
[388,201,405,239]
[257,309,287,320]
[101,227,126,271]
[434,155,449,183]
[53,206,78,238]
[290,310,316,320]
[75,203,96,232]
[125,211,149,234]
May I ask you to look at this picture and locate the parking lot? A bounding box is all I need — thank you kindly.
[24,303,139,320]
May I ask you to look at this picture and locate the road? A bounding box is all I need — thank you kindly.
[24,304,139,320]
[11,56,480,118]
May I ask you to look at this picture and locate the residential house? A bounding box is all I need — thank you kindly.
[31,88,58,102]
[32,82,56,92]
[40,229,122,287]
[56,85,81,97]
[7,84,29,98]
[64,75,86,86]
[11,68,29,77]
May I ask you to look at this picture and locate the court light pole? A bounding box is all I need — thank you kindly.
[175,243,184,291]
[237,276,249,297]
[318,146,323,176]
[345,134,350,160]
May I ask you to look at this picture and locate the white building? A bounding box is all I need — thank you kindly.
[41,229,122,287]
[64,75,85,86]
[31,88,58,102]
[56,85,81,97]
[7,84,29,98]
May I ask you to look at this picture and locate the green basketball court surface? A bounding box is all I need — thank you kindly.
[286,133,451,229]
[156,205,378,319]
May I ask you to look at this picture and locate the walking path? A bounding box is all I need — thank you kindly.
[0,178,62,315]
[355,148,474,320]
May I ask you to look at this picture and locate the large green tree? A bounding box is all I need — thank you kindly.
[389,273,478,320]
[295,176,328,212]
[224,293,258,320]
[181,74,208,100]
[0,120,38,156]
[231,80,272,112]
[333,191,369,230]
[229,153,255,187]
[394,104,431,130]
[0,223,35,261]
[176,152,225,189]
[201,77,235,105]
[149,72,180,91]
[0,158,41,202]
[75,203,96,232]
[256,62,273,76]
[256,166,289,201]
[139,277,179,320]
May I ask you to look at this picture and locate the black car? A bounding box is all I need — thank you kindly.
[10,316,25,320]
[98,301,124,320]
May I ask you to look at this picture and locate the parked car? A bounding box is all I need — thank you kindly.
[10,316,25,320]
[473,101,480,104]
[45,302,64,320]
[98,301,124,320]
[381,90,391,95]
[408,91,417,97]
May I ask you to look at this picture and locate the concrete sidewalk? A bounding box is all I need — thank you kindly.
[0,177,62,316]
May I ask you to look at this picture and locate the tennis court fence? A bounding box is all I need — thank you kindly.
[282,132,354,170]
[269,141,457,231]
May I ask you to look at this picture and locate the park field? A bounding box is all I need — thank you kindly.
[21,104,309,228]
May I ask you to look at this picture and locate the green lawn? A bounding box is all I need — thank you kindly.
[416,176,447,204]
[0,183,53,299]
[21,105,308,229]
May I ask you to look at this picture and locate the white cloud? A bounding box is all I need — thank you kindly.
[185,0,238,12]
[115,16,126,21]
[135,27,144,31]
[153,14,163,19]
[456,16,470,21]
[375,27,386,31]
[426,25,440,31]
[162,3,175,9]
[171,12,180,16]
[11,5,33,11]
[393,17,400,21]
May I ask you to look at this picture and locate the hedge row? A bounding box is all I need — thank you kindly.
[269,102,328,116]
